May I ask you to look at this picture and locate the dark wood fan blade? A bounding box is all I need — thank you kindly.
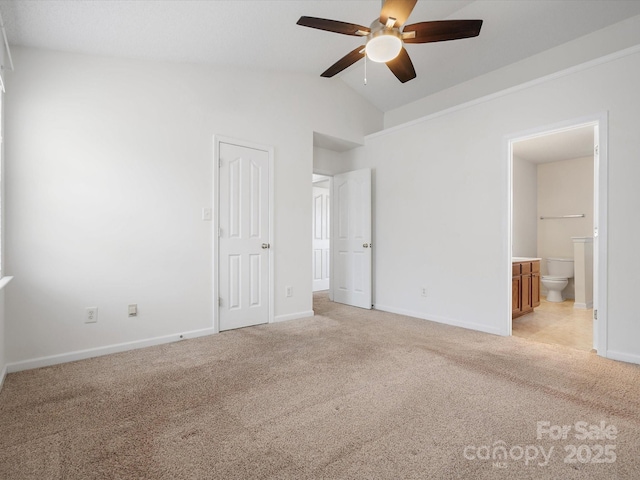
[386,47,416,83]
[403,20,483,44]
[297,16,370,36]
[380,0,418,27]
[321,46,365,78]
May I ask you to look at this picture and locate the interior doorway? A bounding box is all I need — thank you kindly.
[312,174,331,292]
[311,168,373,310]
[506,114,608,356]
[331,168,372,310]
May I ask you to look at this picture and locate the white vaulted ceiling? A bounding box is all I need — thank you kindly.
[1,0,640,112]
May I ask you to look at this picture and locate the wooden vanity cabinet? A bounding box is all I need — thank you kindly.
[512,259,541,318]
[512,263,522,314]
[531,261,540,308]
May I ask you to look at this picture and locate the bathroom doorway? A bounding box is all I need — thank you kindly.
[506,114,608,355]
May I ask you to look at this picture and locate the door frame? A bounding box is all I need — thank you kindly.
[213,135,275,333]
[504,112,608,356]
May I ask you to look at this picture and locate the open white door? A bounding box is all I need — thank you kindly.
[312,182,331,291]
[332,168,372,309]
[218,141,271,331]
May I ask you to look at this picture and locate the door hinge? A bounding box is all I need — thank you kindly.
[594,309,598,320]
[218,297,222,307]
[594,145,599,156]
[218,228,222,237]
[219,158,222,168]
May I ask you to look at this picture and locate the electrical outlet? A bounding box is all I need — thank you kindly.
[128,304,138,317]
[286,286,293,297]
[421,287,428,297]
[85,307,98,323]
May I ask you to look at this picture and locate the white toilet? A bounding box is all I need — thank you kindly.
[541,258,574,302]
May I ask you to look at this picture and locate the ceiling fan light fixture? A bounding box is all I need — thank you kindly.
[366,31,402,63]
[297,4,482,83]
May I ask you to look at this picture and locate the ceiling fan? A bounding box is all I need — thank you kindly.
[297,0,483,83]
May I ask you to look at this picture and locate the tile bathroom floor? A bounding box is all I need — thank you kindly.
[512,297,593,352]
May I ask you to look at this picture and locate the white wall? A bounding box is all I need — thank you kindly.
[512,155,537,257]
[4,47,382,366]
[343,48,640,362]
[0,289,5,386]
[538,156,594,298]
[0,88,6,385]
[313,147,352,176]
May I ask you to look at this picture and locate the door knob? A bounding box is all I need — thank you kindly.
[261,243,270,249]
[363,243,372,248]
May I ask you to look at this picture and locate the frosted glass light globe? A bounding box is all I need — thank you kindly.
[366,34,402,63]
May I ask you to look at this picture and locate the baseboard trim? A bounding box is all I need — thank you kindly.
[373,304,504,336]
[6,327,217,373]
[273,310,314,323]
[574,302,594,309]
[603,349,640,366]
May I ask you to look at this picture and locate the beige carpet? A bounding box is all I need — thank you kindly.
[1,292,639,479]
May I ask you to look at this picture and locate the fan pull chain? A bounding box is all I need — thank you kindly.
[364,53,367,85]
